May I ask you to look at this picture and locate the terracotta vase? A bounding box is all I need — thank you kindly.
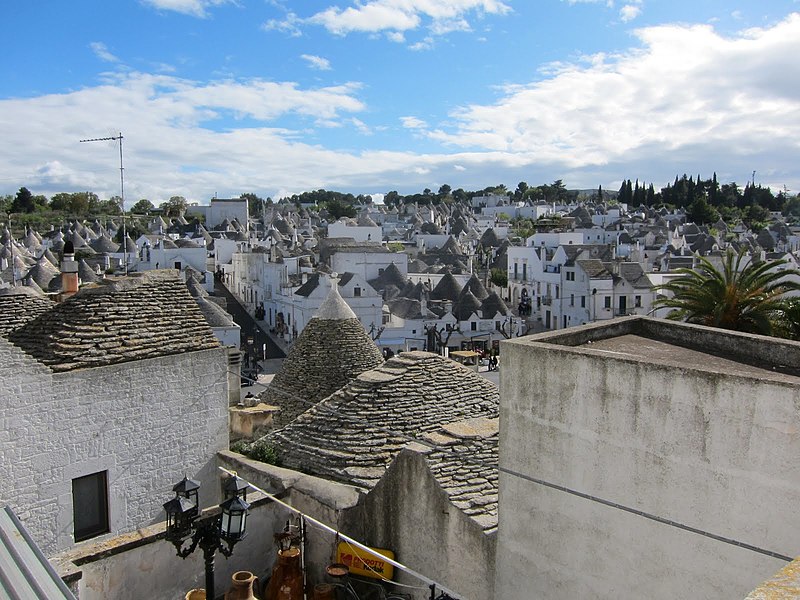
[185,590,205,600]
[264,547,303,600]
[313,583,335,600]
[225,571,260,600]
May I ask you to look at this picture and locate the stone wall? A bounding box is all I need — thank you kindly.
[362,450,496,600]
[218,450,495,600]
[0,339,230,556]
[55,493,289,600]
[497,326,800,599]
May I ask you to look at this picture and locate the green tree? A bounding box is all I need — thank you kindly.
[0,194,12,214]
[131,199,154,215]
[743,204,769,230]
[653,251,800,338]
[490,268,508,288]
[325,198,356,220]
[686,196,719,225]
[781,195,800,218]
[160,196,188,217]
[240,192,265,217]
[11,187,35,213]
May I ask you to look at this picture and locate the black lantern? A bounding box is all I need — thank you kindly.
[223,474,249,501]
[173,476,200,519]
[162,495,197,541]
[162,475,251,600]
[219,495,250,542]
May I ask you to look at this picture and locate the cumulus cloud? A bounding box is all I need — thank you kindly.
[301,54,332,70]
[269,0,509,40]
[141,0,236,18]
[2,14,799,201]
[263,11,303,37]
[426,14,800,188]
[0,72,371,202]
[619,4,642,22]
[90,42,119,63]
[401,116,428,129]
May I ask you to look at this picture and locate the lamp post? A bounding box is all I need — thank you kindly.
[163,475,251,600]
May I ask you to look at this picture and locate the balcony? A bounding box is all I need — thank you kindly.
[541,296,552,306]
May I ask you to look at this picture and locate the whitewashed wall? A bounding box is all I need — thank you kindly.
[0,339,230,556]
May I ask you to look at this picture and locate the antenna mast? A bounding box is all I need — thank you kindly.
[80,132,128,274]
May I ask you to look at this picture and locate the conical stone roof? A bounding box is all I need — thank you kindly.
[78,259,100,283]
[264,351,499,490]
[481,292,509,318]
[455,290,482,321]
[26,258,60,290]
[90,234,121,253]
[8,270,218,372]
[257,281,384,428]
[0,286,54,336]
[430,271,462,302]
[461,273,489,300]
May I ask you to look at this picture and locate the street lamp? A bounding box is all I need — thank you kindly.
[163,475,251,599]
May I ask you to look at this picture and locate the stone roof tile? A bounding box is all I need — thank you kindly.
[0,289,55,337]
[266,351,498,490]
[7,270,219,372]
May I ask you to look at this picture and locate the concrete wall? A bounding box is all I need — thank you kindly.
[362,450,496,600]
[55,493,289,600]
[497,324,800,599]
[327,221,382,243]
[0,339,230,556]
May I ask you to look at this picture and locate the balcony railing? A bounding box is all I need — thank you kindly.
[541,296,552,306]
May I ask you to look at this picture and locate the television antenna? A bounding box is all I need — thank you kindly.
[80,132,128,274]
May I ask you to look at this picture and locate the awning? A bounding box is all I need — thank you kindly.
[0,506,77,599]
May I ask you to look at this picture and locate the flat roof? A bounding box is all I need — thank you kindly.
[581,334,800,384]
[505,316,800,380]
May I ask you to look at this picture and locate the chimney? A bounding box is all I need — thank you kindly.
[60,241,79,300]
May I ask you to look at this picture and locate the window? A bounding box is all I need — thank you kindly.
[514,263,518,279]
[570,294,574,306]
[604,296,611,309]
[471,321,477,331]
[581,296,586,308]
[353,287,361,297]
[635,295,642,308]
[522,263,527,280]
[72,471,109,542]
[566,271,575,281]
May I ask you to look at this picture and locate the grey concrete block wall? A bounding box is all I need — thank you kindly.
[0,339,230,556]
[496,327,800,600]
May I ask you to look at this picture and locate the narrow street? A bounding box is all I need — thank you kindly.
[213,278,285,363]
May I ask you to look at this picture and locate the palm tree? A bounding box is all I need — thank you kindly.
[653,250,800,338]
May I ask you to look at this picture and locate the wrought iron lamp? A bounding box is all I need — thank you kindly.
[163,475,251,599]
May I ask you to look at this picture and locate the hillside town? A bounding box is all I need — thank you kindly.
[1,187,799,600]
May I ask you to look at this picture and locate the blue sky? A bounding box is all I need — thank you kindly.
[1,0,799,205]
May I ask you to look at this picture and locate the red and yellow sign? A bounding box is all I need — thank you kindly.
[336,543,395,580]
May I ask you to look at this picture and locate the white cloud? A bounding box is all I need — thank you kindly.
[409,36,435,50]
[427,14,800,187]
[285,0,510,38]
[386,31,406,43]
[90,42,119,63]
[141,0,235,18]
[301,54,332,70]
[0,72,373,203]
[262,12,303,37]
[351,118,373,135]
[3,14,800,201]
[401,116,428,129]
[619,4,642,22]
